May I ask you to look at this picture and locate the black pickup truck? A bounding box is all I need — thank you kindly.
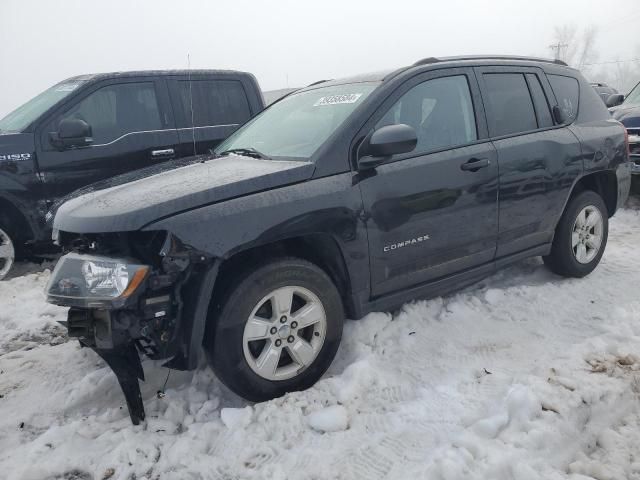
[0,70,264,279]
[46,56,630,424]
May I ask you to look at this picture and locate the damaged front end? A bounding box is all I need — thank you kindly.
[46,230,218,424]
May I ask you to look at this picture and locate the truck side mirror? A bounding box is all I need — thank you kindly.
[358,124,418,170]
[606,94,625,108]
[50,118,93,150]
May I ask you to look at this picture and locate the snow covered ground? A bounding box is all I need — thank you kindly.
[1,206,640,480]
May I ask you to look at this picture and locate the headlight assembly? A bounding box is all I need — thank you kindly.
[46,253,149,308]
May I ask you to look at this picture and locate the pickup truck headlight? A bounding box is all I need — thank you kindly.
[46,253,149,307]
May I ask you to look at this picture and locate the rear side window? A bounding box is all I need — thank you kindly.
[44,82,162,147]
[548,74,580,123]
[178,80,251,127]
[525,74,553,128]
[482,73,537,137]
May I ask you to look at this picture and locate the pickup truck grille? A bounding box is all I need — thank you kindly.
[629,128,640,159]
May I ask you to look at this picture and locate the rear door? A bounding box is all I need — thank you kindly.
[167,76,253,156]
[358,68,500,297]
[35,77,179,199]
[475,66,582,258]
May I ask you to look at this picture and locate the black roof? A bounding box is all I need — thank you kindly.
[63,69,252,83]
[301,55,574,92]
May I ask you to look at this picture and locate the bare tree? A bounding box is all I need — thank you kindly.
[550,24,598,73]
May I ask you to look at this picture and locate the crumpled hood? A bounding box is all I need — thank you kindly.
[609,103,640,128]
[54,155,315,233]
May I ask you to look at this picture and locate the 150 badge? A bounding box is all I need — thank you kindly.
[384,234,430,252]
[0,153,32,162]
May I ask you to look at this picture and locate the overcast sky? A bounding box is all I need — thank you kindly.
[0,0,638,117]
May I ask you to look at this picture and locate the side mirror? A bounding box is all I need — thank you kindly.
[606,94,625,108]
[358,124,418,170]
[50,118,93,150]
[552,105,567,125]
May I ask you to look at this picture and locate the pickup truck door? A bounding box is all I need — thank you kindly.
[34,77,180,200]
[357,68,499,298]
[166,76,254,156]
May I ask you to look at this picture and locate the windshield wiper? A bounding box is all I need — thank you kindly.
[219,147,271,160]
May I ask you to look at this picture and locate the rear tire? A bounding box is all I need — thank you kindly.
[205,257,344,402]
[543,190,608,278]
[0,214,18,281]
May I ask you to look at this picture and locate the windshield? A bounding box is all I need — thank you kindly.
[0,80,87,133]
[625,82,640,105]
[215,82,378,160]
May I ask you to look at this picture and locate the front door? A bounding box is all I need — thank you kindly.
[357,69,499,297]
[35,78,179,201]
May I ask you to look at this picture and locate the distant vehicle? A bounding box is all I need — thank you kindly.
[0,70,264,279]
[608,80,640,179]
[590,82,618,103]
[263,88,299,105]
[46,55,630,424]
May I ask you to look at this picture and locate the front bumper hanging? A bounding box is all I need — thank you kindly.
[91,342,146,425]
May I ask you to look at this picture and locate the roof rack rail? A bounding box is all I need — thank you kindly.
[413,55,568,67]
[306,79,332,87]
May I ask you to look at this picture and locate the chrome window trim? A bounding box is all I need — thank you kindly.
[88,124,239,147]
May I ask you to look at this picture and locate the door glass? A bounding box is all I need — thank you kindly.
[482,73,538,136]
[548,74,580,123]
[376,75,477,153]
[177,80,251,127]
[526,74,553,128]
[46,82,162,146]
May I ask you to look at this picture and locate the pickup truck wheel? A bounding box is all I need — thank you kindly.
[0,218,17,281]
[543,190,608,278]
[206,258,344,402]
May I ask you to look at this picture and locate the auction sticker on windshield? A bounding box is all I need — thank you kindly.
[314,93,363,106]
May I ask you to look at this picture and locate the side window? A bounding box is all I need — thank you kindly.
[177,80,251,127]
[45,82,161,147]
[376,75,477,153]
[525,74,553,128]
[482,73,537,137]
[548,74,580,123]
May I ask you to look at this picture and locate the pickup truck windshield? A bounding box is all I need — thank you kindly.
[0,81,87,133]
[625,82,640,105]
[216,83,378,160]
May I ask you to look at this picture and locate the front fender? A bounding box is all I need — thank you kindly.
[144,173,369,366]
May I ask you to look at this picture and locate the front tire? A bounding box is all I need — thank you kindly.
[543,190,608,278]
[205,258,344,402]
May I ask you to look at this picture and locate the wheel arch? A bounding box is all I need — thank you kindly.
[569,170,618,218]
[212,233,356,319]
[0,195,33,244]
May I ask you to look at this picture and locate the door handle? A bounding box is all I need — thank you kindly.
[151,148,175,158]
[460,157,490,172]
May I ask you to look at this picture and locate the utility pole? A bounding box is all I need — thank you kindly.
[549,42,568,62]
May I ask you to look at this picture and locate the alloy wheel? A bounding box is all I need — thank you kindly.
[242,286,327,381]
[571,205,603,264]
[0,227,15,280]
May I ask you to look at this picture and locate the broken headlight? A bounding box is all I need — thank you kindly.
[46,253,149,308]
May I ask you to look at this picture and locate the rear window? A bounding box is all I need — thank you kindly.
[482,73,537,137]
[177,80,251,127]
[548,75,580,123]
